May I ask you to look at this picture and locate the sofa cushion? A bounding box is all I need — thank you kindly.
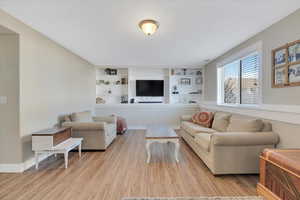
[227,115,263,132]
[181,121,216,137]
[192,112,214,128]
[194,133,212,152]
[71,111,93,122]
[212,112,231,132]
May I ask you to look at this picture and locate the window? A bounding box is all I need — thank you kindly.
[218,52,260,105]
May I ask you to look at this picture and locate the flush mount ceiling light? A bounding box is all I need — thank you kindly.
[138,19,159,36]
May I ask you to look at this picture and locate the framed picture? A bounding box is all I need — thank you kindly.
[272,40,300,88]
[274,48,287,67]
[288,41,300,63]
[180,78,191,85]
[274,67,286,85]
[289,64,300,83]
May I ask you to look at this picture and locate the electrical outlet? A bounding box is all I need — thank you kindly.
[0,96,8,104]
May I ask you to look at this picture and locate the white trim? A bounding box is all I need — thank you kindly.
[0,153,52,173]
[199,101,300,125]
[0,164,23,173]
[216,41,263,68]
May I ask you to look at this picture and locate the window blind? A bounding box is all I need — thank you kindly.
[220,52,260,105]
[241,54,260,104]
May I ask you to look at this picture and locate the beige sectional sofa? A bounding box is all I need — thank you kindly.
[60,111,117,150]
[179,109,279,175]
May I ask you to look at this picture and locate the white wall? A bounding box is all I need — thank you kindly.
[129,68,169,103]
[0,33,22,164]
[205,8,300,105]
[95,104,199,129]
[0,9,95,166]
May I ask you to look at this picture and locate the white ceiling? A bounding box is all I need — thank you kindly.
[0,0,300,67]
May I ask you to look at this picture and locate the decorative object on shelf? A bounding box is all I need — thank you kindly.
[138,19,159,36]
[96,80,105,85]
[195,77,203,85]
[104,81,110,85]
[183,68,187,75]
[96,97,106,104]
[110,69,117,75]
[180,78,191,85]
[196,70,202,76]
[121,77,128,85]
[115,80,121,85]
[130,98,135,104]
[171,69,175,75]
[272,39,300,88]
[105,68,111,75]
[121,95,128,104]
[172,85,179,94]
[189,91,201,94]
[104,68,118,75]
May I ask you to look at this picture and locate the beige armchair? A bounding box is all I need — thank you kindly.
[61,111,117,150]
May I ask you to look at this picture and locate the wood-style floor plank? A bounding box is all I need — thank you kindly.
[0,130,258,200]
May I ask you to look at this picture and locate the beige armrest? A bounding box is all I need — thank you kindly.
[212,131,279,146]
[180,115,192,122]
[62,121,106,131]
[93,115,116,124]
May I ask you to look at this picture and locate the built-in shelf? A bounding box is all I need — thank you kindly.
[95,67,204,105]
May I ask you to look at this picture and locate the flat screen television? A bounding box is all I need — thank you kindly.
[136,80,164,97]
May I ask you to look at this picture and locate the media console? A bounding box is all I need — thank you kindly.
[138,101,163,103]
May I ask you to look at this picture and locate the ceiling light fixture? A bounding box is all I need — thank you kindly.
[139,19,159,36]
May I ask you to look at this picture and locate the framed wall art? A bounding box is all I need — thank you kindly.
[272,39,300,88]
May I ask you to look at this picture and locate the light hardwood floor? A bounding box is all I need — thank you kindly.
[0,130,258,200]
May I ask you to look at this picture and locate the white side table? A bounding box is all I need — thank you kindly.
[34,138,83,169]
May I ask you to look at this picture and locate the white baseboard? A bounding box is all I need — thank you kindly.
[0,153,52,173]
[0,163,24,173]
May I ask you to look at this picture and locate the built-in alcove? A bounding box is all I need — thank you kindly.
[96,67,204,105]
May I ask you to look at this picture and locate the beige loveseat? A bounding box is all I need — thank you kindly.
[60,111,117,150]
[179,110,279,175]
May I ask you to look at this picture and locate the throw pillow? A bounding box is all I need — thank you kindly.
[192,112,214,128]
[64,115,71,122]
[227,117,263,132]
[71,111,93,122]
[212,112,231,132]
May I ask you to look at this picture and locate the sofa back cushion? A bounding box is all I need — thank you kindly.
[71,111,93,122]
[192,112,214,128]
[227,115,263,132]
[212,112,231,132]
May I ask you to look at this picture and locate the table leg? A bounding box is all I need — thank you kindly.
[146,141,151,164]
[174,140,180,163]
[78,143,82,158]
[35,152,39,169]
[64,152,68,169]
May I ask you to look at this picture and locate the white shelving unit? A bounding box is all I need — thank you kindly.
[96,67,204,105]
[96,68,128,104]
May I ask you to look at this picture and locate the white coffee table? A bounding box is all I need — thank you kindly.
[145,125,180,163]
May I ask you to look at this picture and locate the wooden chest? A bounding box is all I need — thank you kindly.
[32,127,72,151]
[257,149,300,200]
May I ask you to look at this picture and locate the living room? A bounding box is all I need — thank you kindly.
[0,1,300,200]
